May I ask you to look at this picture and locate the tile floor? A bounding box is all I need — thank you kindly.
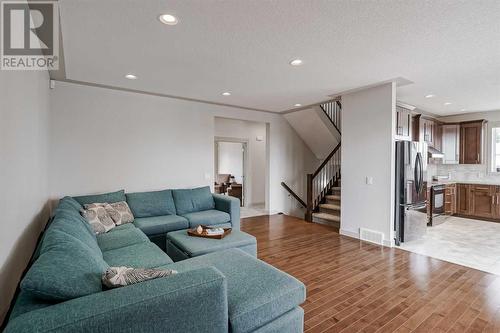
[398,216,500,275]
[240,204,268,218]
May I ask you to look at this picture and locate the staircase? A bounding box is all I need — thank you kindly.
[306,100,342,229]
[280,99,342,228]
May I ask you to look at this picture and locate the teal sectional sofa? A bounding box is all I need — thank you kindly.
[4,187,306,333]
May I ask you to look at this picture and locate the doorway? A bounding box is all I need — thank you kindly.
[214,139,247,206]
[214,117,269,218]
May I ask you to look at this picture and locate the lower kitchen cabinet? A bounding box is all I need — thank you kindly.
[444,184,456,215]
[470,185,496,219]
[453,184,500,221]
[456,184,471,215]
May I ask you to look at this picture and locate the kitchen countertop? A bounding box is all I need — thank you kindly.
[429,180,500,186]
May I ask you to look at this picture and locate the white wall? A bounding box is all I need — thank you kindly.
[49,81,319,217]
[340,82,396,246]
[215,117,267,207]
[218,142,244,183]
[0,70,51,324]
[284,106,340,159]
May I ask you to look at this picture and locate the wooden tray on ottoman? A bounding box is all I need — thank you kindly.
[187,225,232,239]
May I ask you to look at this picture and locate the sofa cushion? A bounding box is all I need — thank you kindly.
[112,223,135,232]
[97,227,149,252]
[57,196,83,211]
[103,242,173,268]
[126,189,176,218]
[133,215,189,236]
[47,213,102,258]
[172,186,215,215]
[182,209,230,228]
[73,189,126,206]
[160,249,306,333]
[20,230,109,301]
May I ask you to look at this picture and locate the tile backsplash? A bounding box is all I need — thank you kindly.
[435,164,500,182]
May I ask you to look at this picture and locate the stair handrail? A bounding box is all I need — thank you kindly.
[320,99,342,135]
[280,182,306,208]
[312,142,341,178]
[306,142,342,221]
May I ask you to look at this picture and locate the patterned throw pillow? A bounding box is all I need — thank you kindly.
[81,204,116,234]
[107,201,134,225]
[102,266,177,288]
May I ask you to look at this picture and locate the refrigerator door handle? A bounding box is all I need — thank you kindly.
[418,153,424,193]
[414,152,423,194]
[401,201,428,209]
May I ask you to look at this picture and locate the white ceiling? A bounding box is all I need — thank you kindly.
[58,0,500,115]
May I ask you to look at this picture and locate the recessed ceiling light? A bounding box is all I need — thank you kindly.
[159,14,178,25]
[125,74,137,80]
[289,59,303,66]
[222,92,231,96]
[425,94,435,98]
[294,103,302,107]
[461,108,467,112]
[444,102,452,105]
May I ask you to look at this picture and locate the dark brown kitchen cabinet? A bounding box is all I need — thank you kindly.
[444,184,456,215]
[493,186,500,219]
[456,184,471,215]
[460,121,483,164]
[434,124,442,151]
[412,115,441,148]
[395,106,412,140]
[422,118,435,147]
[470,185,496,219]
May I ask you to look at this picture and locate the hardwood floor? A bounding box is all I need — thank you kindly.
[241,214,500,333]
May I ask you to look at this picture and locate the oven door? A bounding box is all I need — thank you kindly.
[433,189,445,215]
[430,186,446,225]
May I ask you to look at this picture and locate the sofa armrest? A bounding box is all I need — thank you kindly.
[213,193,240,230]
[5,267,228,333]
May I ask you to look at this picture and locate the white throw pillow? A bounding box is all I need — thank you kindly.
[107,201,134,225]
[102,266,177,288]
[81,203,116,234]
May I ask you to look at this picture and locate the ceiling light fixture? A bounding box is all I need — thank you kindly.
[222,92,231,96]
[158,14,178,25]
[444,102,452,105]
[461,108,467,112]
[125,74,137,80]
[289,59,303,66]
[425,94,435,98]
[294,103,302,107]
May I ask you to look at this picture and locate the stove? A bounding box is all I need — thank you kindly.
[428,184,445,226]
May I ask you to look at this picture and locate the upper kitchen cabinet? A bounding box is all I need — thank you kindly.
[460,120,484,164]
[412,115,442,148]
[395,106,412,140]
[442,124,460,164]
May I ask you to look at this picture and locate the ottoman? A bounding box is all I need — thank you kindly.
[166,229,257,261]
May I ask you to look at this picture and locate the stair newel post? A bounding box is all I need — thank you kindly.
[306,173,313,222]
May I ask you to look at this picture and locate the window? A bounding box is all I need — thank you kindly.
[491,126,500,172]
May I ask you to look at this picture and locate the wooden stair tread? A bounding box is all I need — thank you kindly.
[319,203,340,210]
[332,187,341,191]
[312,212,340,222]
[325,195,341,200]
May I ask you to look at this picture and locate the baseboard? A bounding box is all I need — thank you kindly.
[339,228,359,239]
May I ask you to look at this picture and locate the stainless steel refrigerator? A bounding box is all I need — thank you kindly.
[395,141,428,245]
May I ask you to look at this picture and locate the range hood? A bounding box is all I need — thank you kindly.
[428,146,444,159]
